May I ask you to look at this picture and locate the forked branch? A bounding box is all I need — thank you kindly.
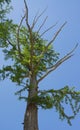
[40,22,58,37]
[34,22,67,71]
[38,44,78,83]
[31,7,47,30]
[41,22,67,56]
[46,22,67,48]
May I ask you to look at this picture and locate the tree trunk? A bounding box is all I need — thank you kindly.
[24,75,39,130]
[24,103,38,130]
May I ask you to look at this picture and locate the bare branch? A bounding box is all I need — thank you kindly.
[41,22,67,57]
[24,0,31,30]
[46,22,67,48]
[31,10,40,29]
[17,15,25,57]
[34,22,67,71]
[24,0,28,22]
[31,7,47,30]
[18,15,25,29]
[40,22,58,37]
[37,16,48,33]
[7,16,25,59]
[38,44,78,83]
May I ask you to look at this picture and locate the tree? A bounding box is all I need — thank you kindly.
[0,0,80,130]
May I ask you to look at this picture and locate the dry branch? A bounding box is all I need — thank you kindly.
[24,0,31,31]
[40,22,58,37]
[41,22,67,56]
[24,0,28,22]
[17,15,25,57]
[37,16,48,33]
[46,22,67,47]
[31,7,47,30]
[34,22,67,71]
[38,44,78,83]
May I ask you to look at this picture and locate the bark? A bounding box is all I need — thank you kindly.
[24,75,39,130]
[24,103,38,130]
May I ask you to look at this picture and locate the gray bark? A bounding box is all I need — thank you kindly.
[24,75,39,130]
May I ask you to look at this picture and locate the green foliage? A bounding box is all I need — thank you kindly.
[17,85,80,125]
[0,20,12,46]
[28,86,80,125]
[0,0,11,21]
[0,0,12,48]
[0,24,59,82]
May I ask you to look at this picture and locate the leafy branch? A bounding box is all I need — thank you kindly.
[32,86,80,125]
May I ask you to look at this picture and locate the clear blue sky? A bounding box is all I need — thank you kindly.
[0,0,80,130]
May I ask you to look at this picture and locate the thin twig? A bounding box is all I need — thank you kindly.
[31,10,40,29]
[17,15,25,57]
[46,22,67,48]
[37,16,48,33]
[15,86,28,95]
[31,7,47,30]
[7,39,16,48]
[40,22,58,37]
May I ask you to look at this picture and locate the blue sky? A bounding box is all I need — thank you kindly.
[0,0,80,130]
